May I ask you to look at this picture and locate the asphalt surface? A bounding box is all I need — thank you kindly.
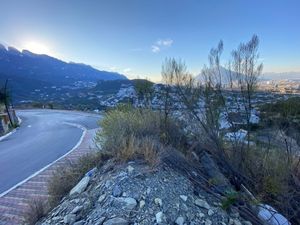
[0,109,101,194]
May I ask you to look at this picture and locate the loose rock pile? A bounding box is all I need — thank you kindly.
[39,160,254,225]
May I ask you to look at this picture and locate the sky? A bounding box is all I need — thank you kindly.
[0,0,299,81]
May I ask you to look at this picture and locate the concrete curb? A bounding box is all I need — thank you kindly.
[0,129,16,142]
[0,116,22,142]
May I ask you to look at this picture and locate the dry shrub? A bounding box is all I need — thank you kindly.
[224,143,291,198]
[95,105,184,165]
[141,137,162,167]
[239,146,290,198]
[224,143,300,222]
[48,163,82,207]
[116,135,162,167]
[23,198,49,225]
[96,105,161,152]
[48,151,110,207]
[116,135,137,162]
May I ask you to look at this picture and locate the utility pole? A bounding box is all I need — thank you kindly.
[4,79,13,126]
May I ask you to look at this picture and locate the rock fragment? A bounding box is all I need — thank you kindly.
[103,218,128,225]
[70,176,90,195]
[194,198,210,209]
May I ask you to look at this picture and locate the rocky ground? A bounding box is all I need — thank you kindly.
[38,158,254,225]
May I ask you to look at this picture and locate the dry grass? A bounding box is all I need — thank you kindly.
[116,136,162,167]
[230,146,290,198]
[48,163,80,207]
[140,137,162,167]
[23,198,49,225]
[96,105,162,152]
[48,151,110,207]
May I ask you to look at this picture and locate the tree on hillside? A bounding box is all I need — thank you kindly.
[159,60,196,145]
[229,34,263,148]
[134,79,154,108]
[161,58,202,142]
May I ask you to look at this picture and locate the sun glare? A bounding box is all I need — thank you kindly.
[23,41,51,55]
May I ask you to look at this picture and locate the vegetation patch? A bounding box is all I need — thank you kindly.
[48,151,110,207]
[23,198,49,225]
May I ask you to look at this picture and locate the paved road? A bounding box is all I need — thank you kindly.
[0,109,101,194]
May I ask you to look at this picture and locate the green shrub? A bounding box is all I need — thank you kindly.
[221,190,239,210]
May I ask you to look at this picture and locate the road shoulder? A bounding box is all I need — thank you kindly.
[0,128,98,225]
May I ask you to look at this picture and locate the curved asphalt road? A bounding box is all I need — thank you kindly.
[0,109,101,194]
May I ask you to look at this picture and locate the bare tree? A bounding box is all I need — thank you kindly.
[161,58,177,135]
[161,35,264,183]
[230,35,263,148]
[161,54,230,164]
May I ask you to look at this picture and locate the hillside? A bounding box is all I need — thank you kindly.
[38,160,256,225]
[0,44,127,103]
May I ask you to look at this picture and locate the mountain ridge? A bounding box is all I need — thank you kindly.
[0,44,127,85]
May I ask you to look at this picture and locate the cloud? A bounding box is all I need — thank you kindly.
[123,68,132,73]
[109,66,117,71]
[151,38,173,53]
[157,39,173,47]
[151,45,160,53]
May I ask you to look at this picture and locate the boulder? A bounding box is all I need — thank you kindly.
[103,218,128,225]
[258,204,290,225]
[155,211,166,224]
[200,152,232,193]
[112,185,122,197]
[71,206,83,214]
[73,221,85,225]
[63,214,77,224]
[154,198,163,207]
[70,176,90,195]
[180,195,188,202]
[175,216,185,225]
[194,199,210,209]
[98,194,106,203]
[114,197,137,211]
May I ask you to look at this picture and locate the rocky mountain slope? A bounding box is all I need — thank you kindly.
[39,155,257,225]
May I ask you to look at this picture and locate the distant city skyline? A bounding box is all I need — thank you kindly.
[1,0,299,81]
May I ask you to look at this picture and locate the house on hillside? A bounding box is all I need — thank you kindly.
[219,109,260,130]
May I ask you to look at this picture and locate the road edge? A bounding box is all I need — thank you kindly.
[0,123,87,198]
[0,117,22,142]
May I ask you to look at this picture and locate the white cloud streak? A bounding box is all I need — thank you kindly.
[157,39,173,47]
[151,45,160,53]
[151,38,173,53]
